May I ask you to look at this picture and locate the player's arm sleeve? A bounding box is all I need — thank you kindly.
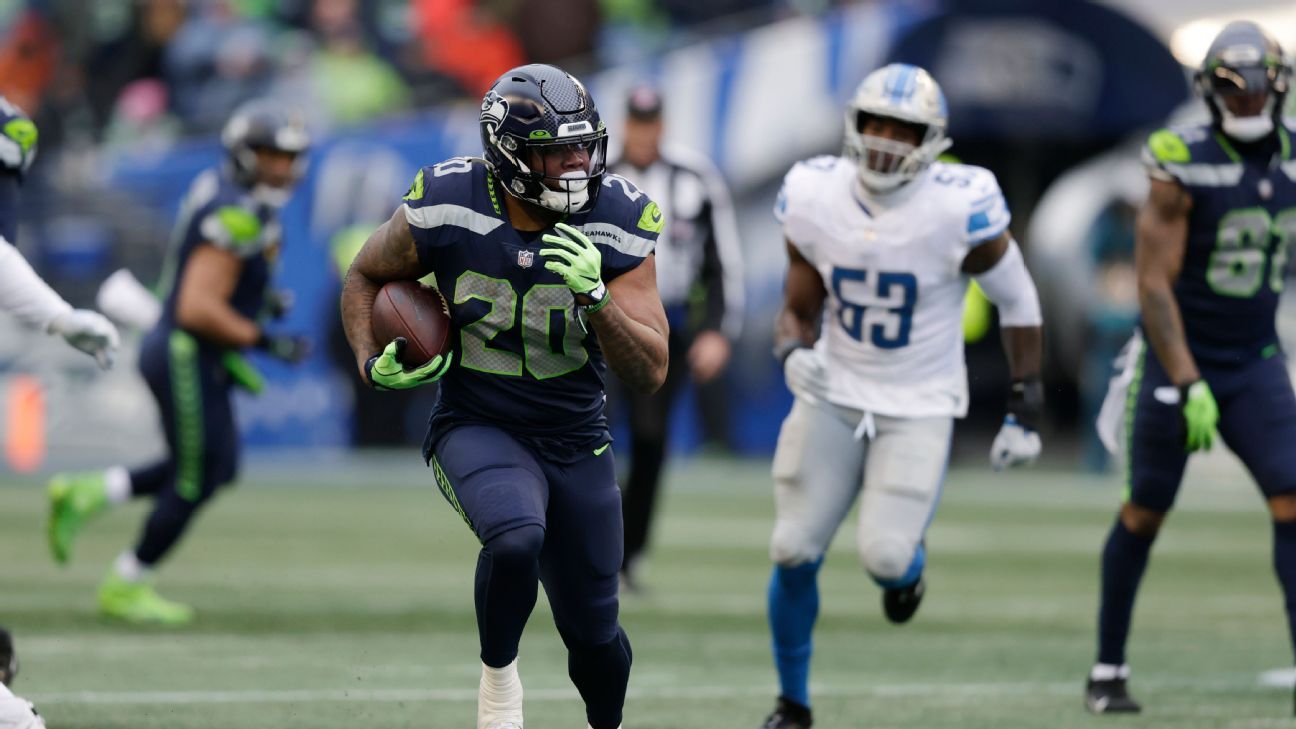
[197,203,267,258]
[965,169,1012,247]
[0,115,37,177]
[1141,128,1191,184]
[599,191,661,281]
[973,237,1042,327]
[0,236,73,330]
[697,166,744,340]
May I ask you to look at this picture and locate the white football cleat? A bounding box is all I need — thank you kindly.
[478,659,523,729]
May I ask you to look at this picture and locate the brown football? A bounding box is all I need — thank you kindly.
[371,280,453,367]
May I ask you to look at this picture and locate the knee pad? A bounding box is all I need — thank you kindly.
[484,524,545,568]
[859,535,918,584]
[770,524,822,567]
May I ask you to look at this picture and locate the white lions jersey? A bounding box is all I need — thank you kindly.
[775,156,1011,418]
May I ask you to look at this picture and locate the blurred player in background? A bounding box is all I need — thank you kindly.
[45,101,311,626]
[0,94,118,366]
[607,83,744,591]
[760,64,1044,729]
[0,93,113,729]
[1088,22,1296,714]
[341,64,667,729]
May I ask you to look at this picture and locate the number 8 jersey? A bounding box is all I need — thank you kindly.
[775,155,1011,418]
[1142,122,1296,366]
[403,157,662,458]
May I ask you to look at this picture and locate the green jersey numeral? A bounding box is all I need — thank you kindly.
[1208,206,1296,297]
[453,271,588,378]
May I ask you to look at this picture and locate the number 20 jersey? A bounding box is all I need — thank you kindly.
[403,157,661,452]
[775,155,1011,418]
[1142,122,1296,366]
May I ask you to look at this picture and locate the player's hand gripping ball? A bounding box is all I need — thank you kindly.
[367,281,454,390]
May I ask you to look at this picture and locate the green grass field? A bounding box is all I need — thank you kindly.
[2,454,1292,728]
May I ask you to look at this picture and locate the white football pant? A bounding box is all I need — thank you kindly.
[770,396,952,582]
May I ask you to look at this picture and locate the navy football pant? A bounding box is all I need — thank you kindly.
[128,328,239,566]
[1099,348,1296,665]
[430,424,629,727]
[1126,349,1296,511]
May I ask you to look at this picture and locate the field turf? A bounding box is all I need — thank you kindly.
[1,453,1291,728]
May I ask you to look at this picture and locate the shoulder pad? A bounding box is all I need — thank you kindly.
[1146,128,1191,164]
[200,204,264,252]
[402,158,504,235]
[935,164,1010,245]
[0,114,36,176]
[582,174,659,259]
[776,156,845,223]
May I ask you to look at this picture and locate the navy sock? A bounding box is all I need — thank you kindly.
[565,626,632,729]
[1272,521,1296,662]
[128,461,173,498]
[134,491,203,566]
[768,560,822,707]
[1097,518,1155,666]
[475,525,544,667]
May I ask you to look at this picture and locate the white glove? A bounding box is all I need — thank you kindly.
[990,416,1042,471]
[784,347,829,403]
[47,308,120,369]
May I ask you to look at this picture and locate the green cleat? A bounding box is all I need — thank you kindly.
[47,472,110,564]
[98,574,195,626]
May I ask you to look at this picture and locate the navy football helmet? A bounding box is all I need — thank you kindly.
[1195,21,1291,142]
[221,100,310,195]
[480,64,608,214]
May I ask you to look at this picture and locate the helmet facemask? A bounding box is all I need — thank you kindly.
[499,132,608,214]
[845,110,950,193]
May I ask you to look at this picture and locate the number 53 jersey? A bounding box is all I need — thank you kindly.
[775,155,1011,418]
[402,157,662,456]
[1142,122,1296,367]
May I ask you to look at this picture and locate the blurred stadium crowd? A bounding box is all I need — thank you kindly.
[6,0,825,148]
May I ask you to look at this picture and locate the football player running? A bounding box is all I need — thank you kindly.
[340,64,668,729]
[760,63,1044,729]
[45,101,311,625]
[1087,22,1296,714]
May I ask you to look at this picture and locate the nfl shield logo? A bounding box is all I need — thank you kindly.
[517,250,535,268]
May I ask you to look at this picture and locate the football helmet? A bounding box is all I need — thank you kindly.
[480,64,608,214]
[221,100,310,201]
[844,63,951,193]
[1195,21,1291,143]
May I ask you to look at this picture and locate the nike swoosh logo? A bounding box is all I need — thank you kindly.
[593,443,610,456]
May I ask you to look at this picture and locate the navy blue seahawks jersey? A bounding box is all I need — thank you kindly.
[404,157,661,455]
[154,167,283,337]
[0,95,37,243]
[1142,122,1296,366]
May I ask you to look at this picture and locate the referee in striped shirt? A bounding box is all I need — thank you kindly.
[609,84,745,590]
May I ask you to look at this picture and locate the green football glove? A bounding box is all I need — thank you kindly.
[540,222,608,308]
[1180,379,1219,452]
[365,337,453,390]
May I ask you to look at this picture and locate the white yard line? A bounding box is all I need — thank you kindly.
[28,677,1269,706]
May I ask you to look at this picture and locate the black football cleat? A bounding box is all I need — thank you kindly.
[1085,677,1141,714]
[0,626,17,686]
[883,577,925,624]
[760,696,812,729]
